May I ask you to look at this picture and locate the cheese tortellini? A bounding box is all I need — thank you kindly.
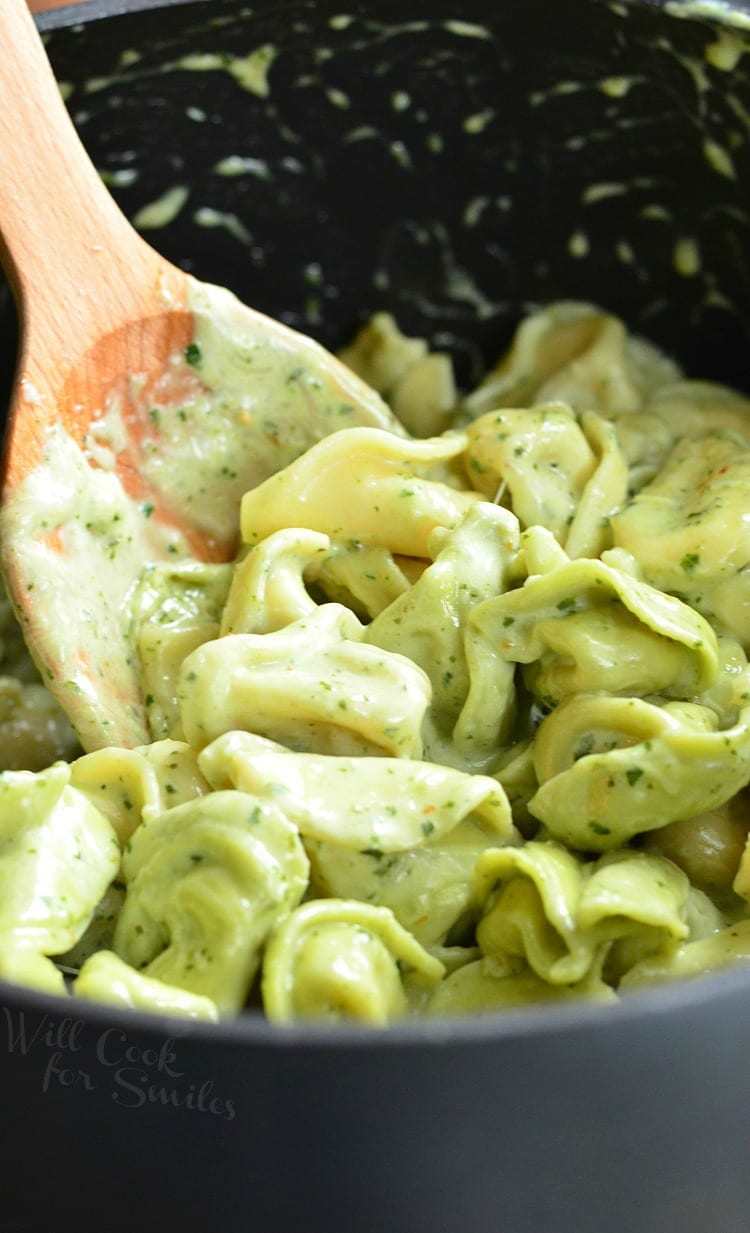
[2,299,750,1024]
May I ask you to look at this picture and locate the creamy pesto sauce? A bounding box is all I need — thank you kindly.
[326,87,351,110]
[599,76,638,98]
[84,46,278,99]
[582,182,629,204]
[0,426,187,748]
[1,279,397,750]
[213,155,271,180]
[132,185,189,231]
[141,279,397,545]
[99,167,140,189]
[705,28,748,68]
[641,203,674,221]
[373,220,505,321]
[442,20,492,40]
[175,47,277,97]
[519,0,750,329]
[463,109,495,135]
[568,230,590,258]
[193,208,252,246]
[673,236,702,276]
[665,1,750,32]
[703,136,736,179]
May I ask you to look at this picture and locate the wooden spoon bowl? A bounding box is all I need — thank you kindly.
[0,0,396,751]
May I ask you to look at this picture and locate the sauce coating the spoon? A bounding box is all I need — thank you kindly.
[1,277,398,751]
[0,0,398,751]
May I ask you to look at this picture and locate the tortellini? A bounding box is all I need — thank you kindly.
[0,763,120,992]
[427,954,617,1015]
[472,550,718,707]
[240,427,480,558]
[460,300,680,419]
[611,432,750,648]
[198,730,514,852]
[178,602,432,757]
[365,503,519,769]
[464,405,627,560]
[70,738,210,842]
[133,562,232,740]
[262,899,445,1024]
[73,950,220,1021]
[473,842,692,985]
[465,404,601,535]
[114,791,309,1014]
[219,529,328,636]
[619,919,750,990]
[528,697,750,851]
[304,827,493,949]
[338,311,457,438]
[4,300,750,1023]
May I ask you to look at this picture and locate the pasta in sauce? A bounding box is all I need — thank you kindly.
[3,298,750,1024]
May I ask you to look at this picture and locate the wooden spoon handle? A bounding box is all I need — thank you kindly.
[0,0,188,492]
[0,0,180,398]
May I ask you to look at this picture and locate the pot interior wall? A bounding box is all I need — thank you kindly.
[3,0,750,405]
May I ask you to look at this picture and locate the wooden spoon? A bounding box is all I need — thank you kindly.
[0,0,398,752]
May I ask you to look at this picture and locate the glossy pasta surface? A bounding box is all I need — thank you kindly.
[3,300,750,1025]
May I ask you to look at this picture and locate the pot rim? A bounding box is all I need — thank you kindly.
[2,957,748,1050]
[35,0,750,34]
[36,0,211,31]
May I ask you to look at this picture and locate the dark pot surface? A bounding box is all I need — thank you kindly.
[4,1,750,1229]
[3,966,750,1233]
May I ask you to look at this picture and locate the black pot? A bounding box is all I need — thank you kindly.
[3,1,750,1230]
